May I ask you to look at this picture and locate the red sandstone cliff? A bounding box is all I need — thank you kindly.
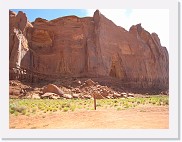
[9,10,169,93]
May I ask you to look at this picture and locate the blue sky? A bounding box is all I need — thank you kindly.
[11,9,89,22]
[10,9,169,49]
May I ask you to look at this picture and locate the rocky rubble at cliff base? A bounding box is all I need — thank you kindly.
[9,79,168,100]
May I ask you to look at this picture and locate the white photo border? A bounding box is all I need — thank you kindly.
[0,0,179,139]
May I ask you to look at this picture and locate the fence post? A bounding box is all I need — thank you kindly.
[94,93,96,110]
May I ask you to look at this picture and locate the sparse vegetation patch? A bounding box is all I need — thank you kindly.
[9,95,169,116]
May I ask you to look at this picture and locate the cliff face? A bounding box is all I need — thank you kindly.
[9,10,169,93]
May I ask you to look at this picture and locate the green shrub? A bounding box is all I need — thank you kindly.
[123,104,129,108]
[77,106,82,109]
[96,103,101,107]
[63,107,69,112]
[11,106,27,114]
[114,104,118,107]
[70,105,76,111]
[117,107,122,111]
[26,113,30,116]
[32,108,37,113]
[137,101,140,104]
[14,111,18,116]
[10,109,15,114]
[21,110,26,115]
[53,108,58,112]
[152,101,156,105]
[163,99,169,105]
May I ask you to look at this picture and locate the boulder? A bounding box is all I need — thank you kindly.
[31,93,41,99]
[128,93,134,97]
[41,92,60,99]
[72,93,80,98]
[113,92,122,98]
[85,79,95,86]
[92,91,105,99]
[72,80,82,86]
[100,89,109,98]
[121,92,128,98]
[83,95,92,99]
[42,84,64,96]
[72,88,81,93]
[62,94,73,99]
[51,95,60,99]
[9,87,20,96]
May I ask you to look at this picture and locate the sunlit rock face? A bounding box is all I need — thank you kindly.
[9,10,169,93]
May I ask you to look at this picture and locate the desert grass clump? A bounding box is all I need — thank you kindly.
[63,107,69,112]
[10,105,27,115]
[70,105,76,111]
[9,107,15,114]
[96,103,101,107]
[14,111,18,116]
[137,100,141,104]
[52,108,58,112]
[32,108,37,113]
[117,107,122,111]
[162,99,169,105]
[77,105,82,109]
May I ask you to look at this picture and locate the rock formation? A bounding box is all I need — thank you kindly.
[9,10,169,93]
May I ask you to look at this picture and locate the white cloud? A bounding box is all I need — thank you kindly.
[86,9,169,49]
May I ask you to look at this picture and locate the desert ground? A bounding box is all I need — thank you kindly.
[10,100,168,129]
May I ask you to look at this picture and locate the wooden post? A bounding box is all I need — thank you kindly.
[94,93,96,110]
